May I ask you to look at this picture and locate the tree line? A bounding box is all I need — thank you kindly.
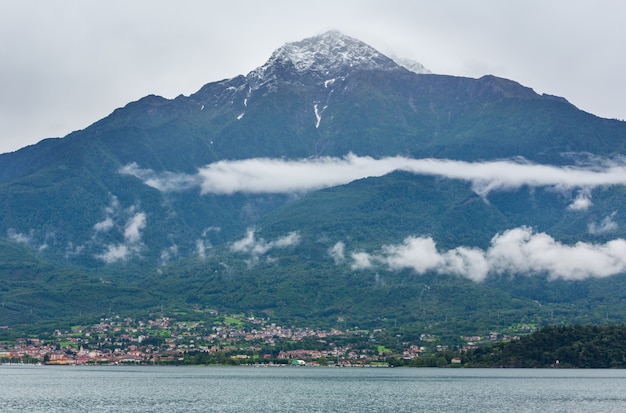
[463,325,626,368]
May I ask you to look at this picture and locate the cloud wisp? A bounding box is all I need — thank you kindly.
[120,154,626,198]
[231,228,301,259]
[94,198,148,264]
[328,241,346,265]
[7,228,33,245]
[588,212,618,236]
[95,212,147,264]
[348,226,626,282]
[7,228,52,252]
[120,163,202,192]
[568,188,593,211]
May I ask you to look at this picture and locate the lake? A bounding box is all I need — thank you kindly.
[2,365,626,412]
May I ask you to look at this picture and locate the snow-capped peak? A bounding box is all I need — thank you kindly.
[247,30,406,90]
[272,30,399,74]
[392,56,431,75]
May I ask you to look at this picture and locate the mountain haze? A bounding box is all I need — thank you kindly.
[1,31,626,334]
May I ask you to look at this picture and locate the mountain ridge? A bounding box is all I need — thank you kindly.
[2,31,625,261]
[1,31,626,334]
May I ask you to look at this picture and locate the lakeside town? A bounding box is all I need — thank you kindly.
[0,312,530,366]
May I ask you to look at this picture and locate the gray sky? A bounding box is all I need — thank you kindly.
[1,0,625,154]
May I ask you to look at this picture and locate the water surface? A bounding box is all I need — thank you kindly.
[2,365,625,412]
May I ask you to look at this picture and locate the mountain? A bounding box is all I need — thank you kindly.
[1,31,626,336]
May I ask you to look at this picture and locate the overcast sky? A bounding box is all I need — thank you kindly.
[1,0,624,154]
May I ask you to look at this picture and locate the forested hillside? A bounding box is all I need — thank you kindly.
[465,325,626,368]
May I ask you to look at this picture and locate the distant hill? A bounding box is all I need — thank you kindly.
[465,325,626,368]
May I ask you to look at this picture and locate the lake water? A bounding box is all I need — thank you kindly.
[1,365,626,412]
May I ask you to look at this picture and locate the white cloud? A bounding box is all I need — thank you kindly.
[231,229,265,255]
[488,227,626,280]
[97,244,132,264]
[201,226,221,236]
[371,237,489,281]
[106,196,120,214]
[94,217,114,232]
[441,247,490,282]
[194,227,219,260]
[398,156,626,197]
[120,162,201,192]
[347,226,626,281]
[123,212,146,244]
[272,232,301,248]
[7,229,32,244]
[65,242,85,258]
[6,228,53,254]
[588,212,618,235]
[94,196,121,232]
[230,228,300,257]
[195,155,397,194]
[568,188,593,211]
[328,241,346,264]
[350,251,374,270]
[196,239,211,260]
[381,236,443,273]
[95,211,147,263]
[159,244,179,265]
[120,154,626,198]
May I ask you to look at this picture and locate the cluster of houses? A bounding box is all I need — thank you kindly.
[0,315,362,364]
[0,314,530,365]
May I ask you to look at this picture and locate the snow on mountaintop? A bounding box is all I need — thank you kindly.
[269,30,398,74]
[247,30,425,91]
[392,56,431,75]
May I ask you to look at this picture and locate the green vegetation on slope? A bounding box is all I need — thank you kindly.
[465,324,626,368]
